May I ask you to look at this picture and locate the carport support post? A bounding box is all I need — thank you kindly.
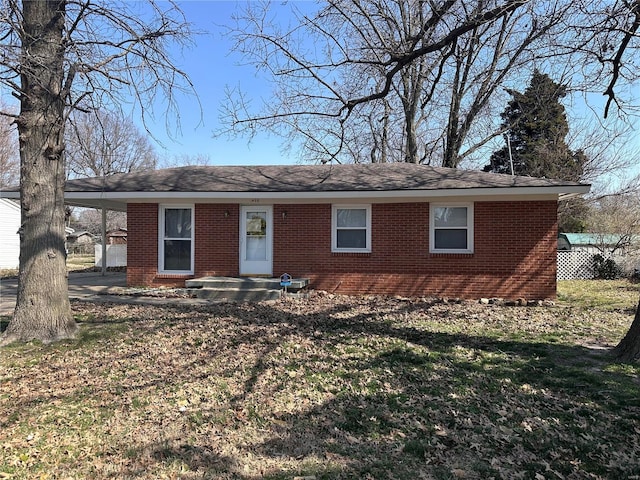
[101,206,107,276]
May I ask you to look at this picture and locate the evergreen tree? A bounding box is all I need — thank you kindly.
[484,71,587,182]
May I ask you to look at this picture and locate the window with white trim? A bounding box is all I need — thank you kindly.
[159,205,194,273]
[430,203,474,253]
[332,205,371,253]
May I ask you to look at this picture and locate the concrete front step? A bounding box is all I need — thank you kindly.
[185,276,309,303]
[185,276,309,290]
[188,287,282,302]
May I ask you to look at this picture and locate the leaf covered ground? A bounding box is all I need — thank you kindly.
[1,282,639,479]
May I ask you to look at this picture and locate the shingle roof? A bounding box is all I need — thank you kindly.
[65,163,587,193]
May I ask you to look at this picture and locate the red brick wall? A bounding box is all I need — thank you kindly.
[273,202,558,300]
[194,204,239,277]
[127,200,558,299]
[127,203,160,286]
[127,203,241,287]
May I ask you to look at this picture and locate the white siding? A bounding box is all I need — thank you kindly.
[0,199,20,269]
[95,244,127,267]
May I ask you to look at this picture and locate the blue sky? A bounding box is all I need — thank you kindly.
[142,1,310,166]
[141,1,639,176]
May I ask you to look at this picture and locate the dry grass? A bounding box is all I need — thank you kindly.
[66,253,96,271]
[558,279,640,312]
[0,268,18,278]
[0,254,96,279]
[1,282,639,479]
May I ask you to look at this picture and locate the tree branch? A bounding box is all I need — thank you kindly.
[604,0,640,118]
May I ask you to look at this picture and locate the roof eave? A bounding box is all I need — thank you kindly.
[1,183,592,211]
[63,184,590,207]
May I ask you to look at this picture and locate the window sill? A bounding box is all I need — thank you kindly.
[429,252,474,258]
[156,272,194,279]
[331,251,372,255]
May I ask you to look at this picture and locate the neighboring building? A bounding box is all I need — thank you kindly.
[95,228,128,268]
[559,233,633,255]
[0,198,20,269]
[106,228,127,245]
[67,230,94,244]
[66,230,95,255]
[0,163,590,299]
[557,232,638,280]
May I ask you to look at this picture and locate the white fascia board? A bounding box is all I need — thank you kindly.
[558,189,592,201]
[0,191,20,200]
[64,184,590,203]
[0,190,129,211]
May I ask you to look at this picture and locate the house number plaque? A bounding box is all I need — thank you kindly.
[280,273,292,287]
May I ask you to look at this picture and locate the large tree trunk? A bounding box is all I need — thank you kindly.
[613,296,640,362]
[0,1,75,346]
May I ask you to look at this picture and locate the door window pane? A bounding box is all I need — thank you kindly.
[246,212,266,236]
[245,212,267,260]
[246,236,267,261]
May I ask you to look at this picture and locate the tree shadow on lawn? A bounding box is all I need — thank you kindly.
[3,298,639,479]
[238,301,639,478]
[106,298,640,479]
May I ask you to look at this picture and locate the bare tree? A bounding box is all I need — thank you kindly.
[564,0,640,119]
[436,2,572,168]
[587,193,640,257]
[159,152,214,168]
[222,0,542,164]
[64,109,158,238]
[0,0,193,346]
[75,208,127,236]
[222,0,638,166]
[66,110,158,179]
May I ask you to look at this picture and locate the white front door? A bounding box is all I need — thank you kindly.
[239,205,273,276]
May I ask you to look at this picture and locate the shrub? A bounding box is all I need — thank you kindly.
[592,254,622,279]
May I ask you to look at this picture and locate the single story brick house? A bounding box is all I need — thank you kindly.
[3,163,590,299]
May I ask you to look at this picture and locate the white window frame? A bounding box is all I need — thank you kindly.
[159,204,195,274]
[429,203,474,254]
[332,204,372,253]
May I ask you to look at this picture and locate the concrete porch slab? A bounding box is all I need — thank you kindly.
[185,276,309,290]
[185,276,310,303]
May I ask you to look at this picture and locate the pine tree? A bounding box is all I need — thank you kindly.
[484,70,587,182]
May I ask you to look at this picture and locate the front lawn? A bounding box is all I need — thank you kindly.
[0,253,98,279]
[1,281,639,479]
[558,279,640,313]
